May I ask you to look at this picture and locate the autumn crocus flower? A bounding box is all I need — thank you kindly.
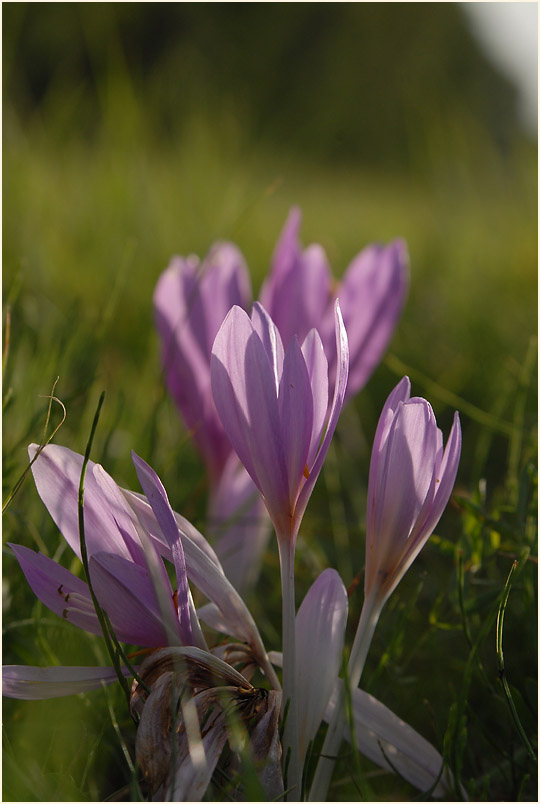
[154,243,252,485]
[310,377,461,800]
[363,376,462,613]
[211,299,349,798]
[3,444,279,700]
[211,300,349,549]
[154,244,270,592]
[260,207,409,400]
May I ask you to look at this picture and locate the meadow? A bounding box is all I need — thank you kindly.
[2,10,537,801]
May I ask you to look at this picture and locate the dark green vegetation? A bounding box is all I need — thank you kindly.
[3,4,537,801]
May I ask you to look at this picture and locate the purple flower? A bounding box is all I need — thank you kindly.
[154,243,271,592]
[211,300,349,548]
[4,444,278,699]
[260,207,409,399]
[365,376,462,606]
[154,242,252,486]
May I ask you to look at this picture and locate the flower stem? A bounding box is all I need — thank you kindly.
[309,593,382,801]
[279,537,301,800]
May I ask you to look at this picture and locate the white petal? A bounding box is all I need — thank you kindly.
[326,683,454,797]
[296,569,348,767]
[2,664,130,699]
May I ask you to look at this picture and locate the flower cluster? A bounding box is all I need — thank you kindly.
[3,209,461,801]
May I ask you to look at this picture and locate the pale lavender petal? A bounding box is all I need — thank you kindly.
[259,208,302,330]
[372,400,438,563]
[2,664,131,700]
[260,209,332,348]
[295,299,349,527]
[9,544,102,635]
[428,412,462,520]
[122,489,270,665]
[250,302,284,393]
[192,242,252,359]
[325,684,453,798]
[89,552,178,647]
[367,376,411,519]
[389,413,462,596]
[301,329,329,467]
[132,452,193,646]
[265,206,303,288]
[92,464,147,566]
[207,455,271,593]
[273,242,332,349]
[154,254,237,483]
[211,306,290,530]
[124,488,222,569]
[296,569,348,767]
[337,239,409,398]
[28,444,134,562]
[278,337,314,506]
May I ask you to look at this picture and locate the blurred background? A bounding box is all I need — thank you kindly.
[3,3,537,802]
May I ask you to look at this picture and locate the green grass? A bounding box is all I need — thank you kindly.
[2,59,537,801]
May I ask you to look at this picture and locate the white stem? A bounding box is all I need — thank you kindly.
[279,537,301,800]
[309,593,383,801]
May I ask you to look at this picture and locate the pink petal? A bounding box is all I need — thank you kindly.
[260,208,332,348]
[337,239,409,398]
[154,253,241,483]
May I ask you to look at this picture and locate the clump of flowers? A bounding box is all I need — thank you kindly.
[4,209,460,802]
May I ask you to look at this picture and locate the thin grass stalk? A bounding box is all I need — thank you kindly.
[496,548,536,761]
[2,377,66,513]
[77,391,132,707]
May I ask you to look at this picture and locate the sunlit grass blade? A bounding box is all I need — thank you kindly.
[77,390,132,707]
[496,548,536,762]
[2,377,67,513]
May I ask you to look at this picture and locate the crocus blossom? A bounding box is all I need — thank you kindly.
[364,376,462,609]
[310,378,461,800]
[3,444,279,699]
[211,300,349,548]
[154,243,271,592]
[154,243,252,485]
[260,207,409,399]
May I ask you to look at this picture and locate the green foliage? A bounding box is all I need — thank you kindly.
[2,3,537,801]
